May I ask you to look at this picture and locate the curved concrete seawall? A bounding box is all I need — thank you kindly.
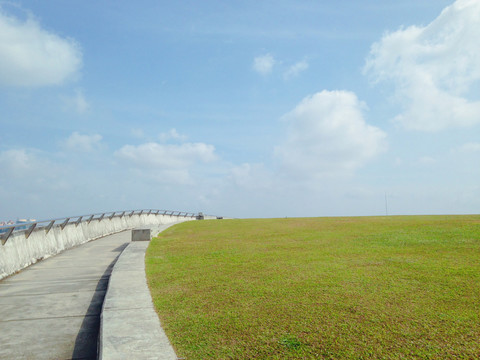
[0,213,193,280]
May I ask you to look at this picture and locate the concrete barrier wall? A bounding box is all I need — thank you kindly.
[0,213,193,280]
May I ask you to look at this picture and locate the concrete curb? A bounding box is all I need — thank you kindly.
[99,224,179,360]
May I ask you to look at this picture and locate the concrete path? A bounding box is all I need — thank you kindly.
[0,230,132,360]
[99,240,177,360]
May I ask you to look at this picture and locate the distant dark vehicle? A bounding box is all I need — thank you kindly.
[196,212,204,220]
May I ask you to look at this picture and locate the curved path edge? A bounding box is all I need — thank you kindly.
[99,224,179,360]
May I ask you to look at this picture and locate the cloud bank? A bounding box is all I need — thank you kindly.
[275,91,387,179]
[115,142,218,184]
[364,0,480,131]
[0,9,82,87]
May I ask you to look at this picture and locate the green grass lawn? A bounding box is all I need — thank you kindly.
[145,216,480,359]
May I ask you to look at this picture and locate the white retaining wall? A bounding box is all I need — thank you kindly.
[0,213,193,280]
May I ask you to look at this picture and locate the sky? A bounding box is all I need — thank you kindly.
[1,0,479,220]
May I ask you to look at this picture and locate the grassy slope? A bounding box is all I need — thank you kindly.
[146,216,480,359]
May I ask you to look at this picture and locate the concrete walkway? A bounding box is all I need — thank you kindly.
[99,240,177,360]
[0,230,132,360]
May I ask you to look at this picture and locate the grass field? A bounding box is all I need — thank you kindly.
[145,216,480,359]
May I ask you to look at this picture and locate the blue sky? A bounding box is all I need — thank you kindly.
[1,0,479,219]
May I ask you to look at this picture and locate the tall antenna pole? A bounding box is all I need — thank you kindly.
[385,192,388,216]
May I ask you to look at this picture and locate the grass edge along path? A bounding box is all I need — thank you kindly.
[146,216,480,359]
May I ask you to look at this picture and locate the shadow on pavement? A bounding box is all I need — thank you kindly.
[71,242,129,359]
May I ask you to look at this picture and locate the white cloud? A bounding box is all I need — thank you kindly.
[228,163,274,190]
[115,142,217,184]
[159,128,187,142]
[364,0,480,131]
[275,90,387,179]
[253,54,275,75]
[457,142,480,153]
[0,148,68,192]
[62,89,89,113]
[72,90,89,113]
[0,148,38,177]
[0,9,82,87]
[417,156,436,165]
[284,60,309,79]
[62,132,103,152]
[131,128,145,139]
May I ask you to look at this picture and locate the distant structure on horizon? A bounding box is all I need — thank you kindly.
[0,219,36,233]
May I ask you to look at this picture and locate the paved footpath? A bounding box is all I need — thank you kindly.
[0,230,132,360]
